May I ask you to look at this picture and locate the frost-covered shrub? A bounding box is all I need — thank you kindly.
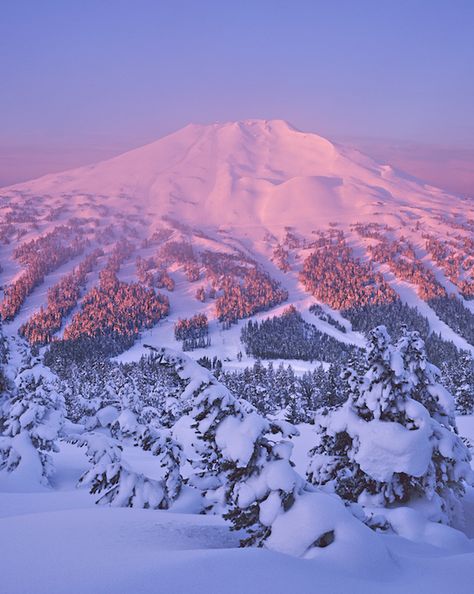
[0,373,64,486]
[308,326,472,526]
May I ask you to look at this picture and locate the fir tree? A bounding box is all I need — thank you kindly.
[70,431,182,509]
[308,326,472,526]
[448,351,474,415]
[0,373,64,486]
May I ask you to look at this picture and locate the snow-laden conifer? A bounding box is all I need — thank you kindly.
[69,429,183,509]
[0,373,64,486]
[308,326,472,525]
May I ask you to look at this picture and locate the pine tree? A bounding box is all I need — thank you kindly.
[449,351,474,415]
[223,425,306,547]
[69,431,182,509]
[0,373,64,486]
[284,395,304,424]
[187,362,305,545]
[138,426,183,506]
[307,326,472,526]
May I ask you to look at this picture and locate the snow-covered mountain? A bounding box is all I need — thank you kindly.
[5,119,469,234]
[1,119,474,366]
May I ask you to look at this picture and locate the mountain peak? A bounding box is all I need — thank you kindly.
[2,119,462,237]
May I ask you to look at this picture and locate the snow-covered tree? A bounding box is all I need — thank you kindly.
[447,351,474,415]
[0,373,64,486]
[187,361,307,546]
[284,394,306,424]
[70,430,182,509]
[223,423,306,547]
[307,326,472,526]
[397,327,456,426]
[137,426,183,506]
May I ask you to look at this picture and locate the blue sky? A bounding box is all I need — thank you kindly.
[1,1,473,187]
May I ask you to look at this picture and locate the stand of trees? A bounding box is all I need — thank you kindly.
[1,226,86,321]
[174,313,210,350]
[20,249,103,345]
[300,231,397,311]
[62,239,169,344]
[241,306,355,363]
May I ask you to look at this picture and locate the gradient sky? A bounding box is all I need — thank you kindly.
[1,0,473,192]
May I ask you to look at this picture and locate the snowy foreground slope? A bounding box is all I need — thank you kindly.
[1,340,474,594]
[2,421,474,594]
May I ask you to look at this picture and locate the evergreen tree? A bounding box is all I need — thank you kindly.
[187,358,308,546]
[308,326,472,526]
[138,426,183,506]
[397,328,456,427]
[450,351,474,415]
[70,431,182,509]
[0,373,64,486]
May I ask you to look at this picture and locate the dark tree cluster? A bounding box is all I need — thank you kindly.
[46,204,70,221]
[141,227,173,248]
[45,349,186,427]
[283,227,304,249]
[174,313,210,350]
[0,221,17,244]
[342,300,465,370]
[63,274,169,343]
[19,249,103,345]
[424,234,474,300]
[351,222,394,240]
[195,287,206,302]
[2,199,41,226]
[104,238,135,273]
[360,234,474,347]
[428,295,474,347]
[201,249,254,279]
[441,350,474,415]
[44,334,135,371]
[196,355,223,372]
[136,256,175,292]
[309,303,347,333]
[300,231,397,311]
[157,241,200,281]
[437,214,474,235]
[343,301,429,341]
[272,244,290,272]
[136,240,200,289]
[1,226,86,321]
[240,306,356,363]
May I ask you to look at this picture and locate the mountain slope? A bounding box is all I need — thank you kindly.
[1,119,474,373]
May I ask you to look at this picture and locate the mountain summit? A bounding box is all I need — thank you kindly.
[4,120,464,235]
